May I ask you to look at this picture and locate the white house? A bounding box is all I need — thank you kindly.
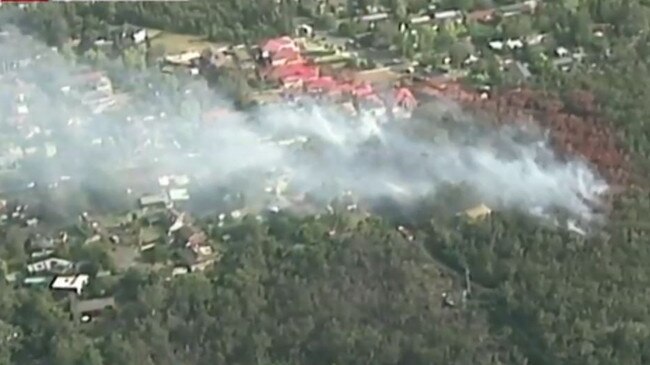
[50,274,89,295]
[169,188,190,202]
[132,28,147,44]
[27,257,74,274]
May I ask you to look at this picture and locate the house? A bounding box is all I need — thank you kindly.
[305,76,336,93]
[158,175,190,187]
[555,46,569,57]
[268,63,320,86]
[394,87,417,108]
[261,36,300,55]
[499,0,537,17]
[467,9,496,23]
[164,52,201,66]
[24,276,50,288]
[525,33,546,45]
[71,296,116,323]
[72,71,113,94]
[180,244,218,272]
[552,56,574,71]
[50,274,89,295]
[462,203,492,220]
[433,10,462,21]
[409,15,432,25]
[506,39,524,49]
[27,234,55,251]
[359,12,390,22]
[27,257,74,275]
[132,28,147,44]
[175,225,208,247]
[392,87,418,118]
[270,47,303,66]
[139,192,170,208]
[259,37,302,66]
[171,266,190,277]
[169,188,190,202]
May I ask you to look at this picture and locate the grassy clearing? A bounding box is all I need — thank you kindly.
[147,29,229,54]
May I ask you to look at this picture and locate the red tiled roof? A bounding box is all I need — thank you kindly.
[394,87,417,109]
[261,36,299,54]
[270,63,319,81]
[272,47,301,61]
[353,83,374,98]
[306,76,337,91]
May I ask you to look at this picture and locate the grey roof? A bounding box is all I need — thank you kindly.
[139,192,169,206]
[74,297,116,314]
[552,57,573,67]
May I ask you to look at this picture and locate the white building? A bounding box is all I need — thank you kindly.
[50,274,89,295]
[132,28,147,44]
[169,188,190,202]
[27,257,74,275]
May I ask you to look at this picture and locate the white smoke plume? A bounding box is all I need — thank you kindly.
[0,25,608,227]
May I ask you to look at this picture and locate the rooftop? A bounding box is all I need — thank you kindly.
[50,274,89,294]
[73,296,116,314]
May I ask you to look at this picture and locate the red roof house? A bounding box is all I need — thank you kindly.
[394,87,417,110]
[305,76,337,92]
[269,63,320,83]
[352,83,374,98]
[261,36,299,54]
[270,47,303,66]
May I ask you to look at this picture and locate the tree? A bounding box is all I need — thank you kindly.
[316,12,338,31]
[502,15,533,39]
[122,46,146,70]
[449,41,472,67]
[83,48,109,67]
[434,26,455,53]
[47,12,70,48]
[146,44,166,67]
[572,7,593,45]
[390,0,408,21]
[59,42,77,64]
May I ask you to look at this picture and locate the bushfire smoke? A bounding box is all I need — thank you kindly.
[0,25,608,227]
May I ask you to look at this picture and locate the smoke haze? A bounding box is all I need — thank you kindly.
[0,26,608,227]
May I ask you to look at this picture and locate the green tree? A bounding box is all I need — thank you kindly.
[449,41,472,67]
[122,46,146,70]
[47,12,70,48]
[502,15,533,39]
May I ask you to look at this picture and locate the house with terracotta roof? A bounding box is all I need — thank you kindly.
[270,47,303,66]
[268,63,320,87]
[305,76,338,93]
[392,87,418,118]
[259,36,304,66]
[261,36,299,54]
